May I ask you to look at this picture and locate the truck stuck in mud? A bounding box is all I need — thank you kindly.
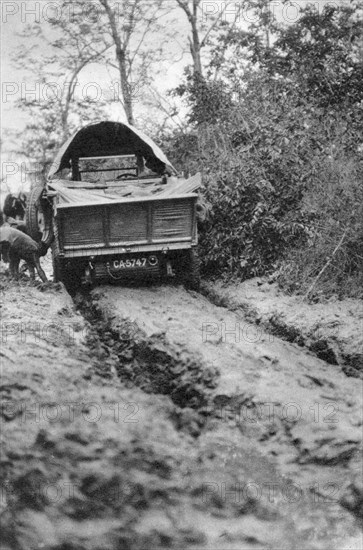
[25,121,203,290]
[2,124,362,550]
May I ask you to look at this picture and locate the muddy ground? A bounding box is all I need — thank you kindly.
[1,268,362,550]
[204,279,363,378]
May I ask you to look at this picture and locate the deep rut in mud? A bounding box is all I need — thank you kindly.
[74,283,363,548]
[77,291,219,413]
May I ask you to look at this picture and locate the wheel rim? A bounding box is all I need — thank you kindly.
[37,210,45,234]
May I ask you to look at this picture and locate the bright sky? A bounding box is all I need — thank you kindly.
[0,0,344,194]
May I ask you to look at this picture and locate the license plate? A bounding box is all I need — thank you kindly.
[111,257,158,270]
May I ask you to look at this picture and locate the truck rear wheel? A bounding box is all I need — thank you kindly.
[26,185,54,254]
[51,246,82,294]
[181,248,200,291]
[51,244,63,283]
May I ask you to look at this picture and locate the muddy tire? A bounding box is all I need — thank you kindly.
[60,265,82,294]
[51,244,63,283]
[26,185,54,254]
[52,246,82,293]
[64,265,83,294]
[182,248,201,291]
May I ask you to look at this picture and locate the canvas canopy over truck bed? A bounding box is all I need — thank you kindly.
[48,120,177,178]
[26,120,203,290]
[47,120,201,206]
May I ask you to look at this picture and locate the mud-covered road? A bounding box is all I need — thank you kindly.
[1,276,362,550]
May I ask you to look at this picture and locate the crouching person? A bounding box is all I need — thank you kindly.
[0,225,47,282]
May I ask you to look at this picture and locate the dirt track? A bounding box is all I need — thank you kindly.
[1,274,362,549]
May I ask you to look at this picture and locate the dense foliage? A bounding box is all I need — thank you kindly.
[166,2,363,299]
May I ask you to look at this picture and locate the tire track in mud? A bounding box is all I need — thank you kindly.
[77,291,219,413]
[75,283,363,548]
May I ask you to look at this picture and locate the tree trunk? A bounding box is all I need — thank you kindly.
[61,110,69,142]
[190,21,203,76]
[99,0,135,124]
[117,46,134,125]
[176,0,203,77]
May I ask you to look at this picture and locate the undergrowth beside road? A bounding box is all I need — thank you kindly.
[162,3,363,302]
[277,157,363,300]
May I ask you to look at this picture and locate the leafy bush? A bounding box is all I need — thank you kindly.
[196,115,313,279]
[199,172,309,279]
[195,101,363,297]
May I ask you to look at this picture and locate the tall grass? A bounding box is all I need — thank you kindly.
[278,157,363,300]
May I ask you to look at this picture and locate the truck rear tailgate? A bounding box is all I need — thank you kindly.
[56,195,197,254]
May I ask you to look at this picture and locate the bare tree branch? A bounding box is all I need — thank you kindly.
[200,2,230,48]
